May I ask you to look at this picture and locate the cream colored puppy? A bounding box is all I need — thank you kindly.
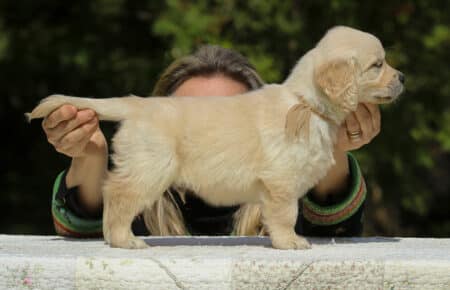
[27,26,404,250]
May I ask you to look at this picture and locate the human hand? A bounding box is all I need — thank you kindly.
[42,104,107,158]
[336,103,381,152]
[312,103,380,199]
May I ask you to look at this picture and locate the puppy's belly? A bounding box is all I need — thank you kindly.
[197,182,263,206]
[174,168,264,206]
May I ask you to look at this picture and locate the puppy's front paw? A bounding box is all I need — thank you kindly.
[110,237,149,249]
[103,229,111,245]
[129,238,149,249]
[271,233,311,250]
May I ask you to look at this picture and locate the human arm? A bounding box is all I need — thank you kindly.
[42,104,107,215]
[42,105,108,235]
[298,103,380,236]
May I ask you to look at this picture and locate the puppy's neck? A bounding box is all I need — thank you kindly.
[283,50,350,126]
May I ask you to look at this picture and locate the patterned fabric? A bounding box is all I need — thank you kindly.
[302,153,366,226]
[297,153,366,236]
[51,171,103,238]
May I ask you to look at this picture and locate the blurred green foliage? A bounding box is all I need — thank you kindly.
[0,0,449,236]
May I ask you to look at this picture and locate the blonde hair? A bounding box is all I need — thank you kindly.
[144,45,266,236]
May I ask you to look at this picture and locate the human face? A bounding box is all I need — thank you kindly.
[172,74,249,97]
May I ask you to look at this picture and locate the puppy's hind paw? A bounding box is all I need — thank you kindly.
[271,234,311,250]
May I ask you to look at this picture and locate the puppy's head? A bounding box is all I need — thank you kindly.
[314,26,404,111]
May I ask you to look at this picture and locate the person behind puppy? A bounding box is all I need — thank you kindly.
[43,45,379,238]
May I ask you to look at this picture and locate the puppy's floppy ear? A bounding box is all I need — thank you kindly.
[314,57,359,111]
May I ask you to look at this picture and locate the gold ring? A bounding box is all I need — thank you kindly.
[348,130,362,140]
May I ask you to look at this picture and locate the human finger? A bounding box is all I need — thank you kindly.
[57,117,99,152]
[42,104,77,129]
[345,113,362,143]
[52,109,96,138]
[363,103,381,135]
[45,109,96,146]
[353,104,373,143]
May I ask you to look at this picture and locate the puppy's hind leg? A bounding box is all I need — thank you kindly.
[103,151,179,249]
[102,172,149,249]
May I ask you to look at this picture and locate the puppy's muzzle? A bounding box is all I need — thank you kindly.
[375,73,404,103]
[386,73,405,102]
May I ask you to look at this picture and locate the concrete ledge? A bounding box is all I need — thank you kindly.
[1,235,449,289]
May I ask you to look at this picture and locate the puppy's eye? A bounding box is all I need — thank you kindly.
[372,61,383,68]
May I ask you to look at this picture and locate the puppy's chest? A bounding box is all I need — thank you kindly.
[292,142,334,170]
[281,129,336,179]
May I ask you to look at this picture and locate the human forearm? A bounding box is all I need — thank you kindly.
[312,149,350,202]
[42,106,108,215]
[311,103,380,200]
[66,146,108,215]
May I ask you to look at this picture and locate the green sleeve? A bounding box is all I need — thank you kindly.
[302,152,366,227]
[51,170,103,237]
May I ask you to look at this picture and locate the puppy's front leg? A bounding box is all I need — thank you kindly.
[261,188,311,250]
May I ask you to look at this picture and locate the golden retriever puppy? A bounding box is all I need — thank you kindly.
[27,26,404,250]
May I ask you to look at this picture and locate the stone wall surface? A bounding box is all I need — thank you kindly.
[1,235,449,289]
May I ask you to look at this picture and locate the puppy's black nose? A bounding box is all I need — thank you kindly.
[398,72,405,84]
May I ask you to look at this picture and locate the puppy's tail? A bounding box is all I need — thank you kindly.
[25,94,141,122]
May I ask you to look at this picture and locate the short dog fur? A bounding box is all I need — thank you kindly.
[28,26,404,249]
